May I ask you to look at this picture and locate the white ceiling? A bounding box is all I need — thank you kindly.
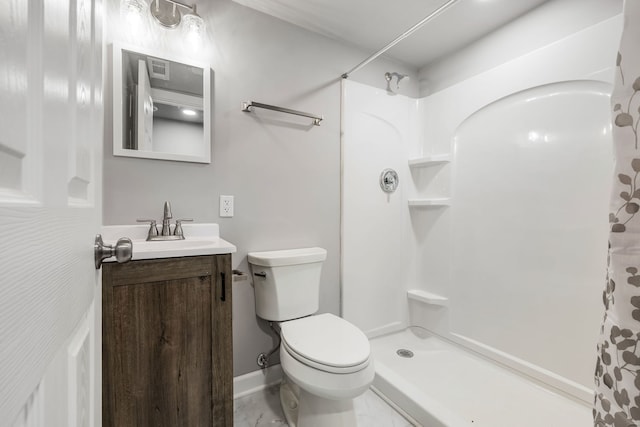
[232,0,551,69]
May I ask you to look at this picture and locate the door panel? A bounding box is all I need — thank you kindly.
[0,0,39,203]
[136,60,154,152]
[0,0,103,424]
[67,303,95,427]
[103,257,216,427]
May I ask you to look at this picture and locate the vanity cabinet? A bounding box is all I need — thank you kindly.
[102,255,232,427]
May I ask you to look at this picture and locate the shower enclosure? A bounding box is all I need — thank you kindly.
[341,14,621,426]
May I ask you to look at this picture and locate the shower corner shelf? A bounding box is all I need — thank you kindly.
[407,289,449,307]
[408,198,450,207]
[408,154,451,168]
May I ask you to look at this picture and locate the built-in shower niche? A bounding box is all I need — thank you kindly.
[407,153,451,206]
[406,146,453,324]
[408,154,451,167]
[406,123,454,316]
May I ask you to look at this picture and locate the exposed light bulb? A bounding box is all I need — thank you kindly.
[181,12,205,46]
[121,0,147,30]
[182,108,197,116]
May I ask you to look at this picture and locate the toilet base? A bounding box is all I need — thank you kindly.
[298,388,357,427]
[280,378,357,427]
[280,379,300,426]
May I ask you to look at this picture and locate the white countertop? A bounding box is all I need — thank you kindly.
[101,223,236,262]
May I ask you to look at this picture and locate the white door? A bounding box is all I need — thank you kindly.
[0,0,104,426]
[137,59,154,152]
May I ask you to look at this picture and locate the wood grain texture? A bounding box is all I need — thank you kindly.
[103,255,232,427]
[212,254,233,425]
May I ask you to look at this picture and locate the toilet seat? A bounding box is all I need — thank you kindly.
[280,313,371,374]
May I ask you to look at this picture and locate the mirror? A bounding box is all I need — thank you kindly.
[112,43,211,163]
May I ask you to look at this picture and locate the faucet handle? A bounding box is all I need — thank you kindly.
[136,218,159,239]
[173,218,193,238]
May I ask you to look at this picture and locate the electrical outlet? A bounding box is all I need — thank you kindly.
[219,195,234,217]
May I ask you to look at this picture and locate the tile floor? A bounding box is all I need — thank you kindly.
[233,385,415,427]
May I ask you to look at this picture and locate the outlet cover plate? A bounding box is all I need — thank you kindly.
[220,195,234,217]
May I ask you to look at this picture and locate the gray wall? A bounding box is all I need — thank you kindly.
[104,0,418,376]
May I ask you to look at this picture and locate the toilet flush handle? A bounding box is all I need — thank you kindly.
[254,272,267,278]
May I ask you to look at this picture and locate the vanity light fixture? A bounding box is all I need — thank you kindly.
[122,0,205,41]
[180,8,205,44]
[150,0,205,37]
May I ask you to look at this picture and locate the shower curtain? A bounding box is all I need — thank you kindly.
[594,2,640,426]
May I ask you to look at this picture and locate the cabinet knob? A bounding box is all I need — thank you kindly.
[94,234,133,269]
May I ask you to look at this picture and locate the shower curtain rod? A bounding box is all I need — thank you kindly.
[341,0,460,79]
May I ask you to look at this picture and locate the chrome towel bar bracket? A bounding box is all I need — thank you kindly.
[242,101,323,126]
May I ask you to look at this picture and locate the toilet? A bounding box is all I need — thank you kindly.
[248,247,374,427]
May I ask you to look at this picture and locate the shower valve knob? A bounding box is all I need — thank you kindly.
[380,168,399,193]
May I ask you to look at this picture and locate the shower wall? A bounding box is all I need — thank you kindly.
[341,82,415,336]
[416,16,620,401]
[450,80,612,396]
[342,13,622,403]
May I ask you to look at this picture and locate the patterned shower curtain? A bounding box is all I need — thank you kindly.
[594,2,640,426]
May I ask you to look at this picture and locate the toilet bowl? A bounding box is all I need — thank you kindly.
[278,313,375,426]
[248,247,374,427]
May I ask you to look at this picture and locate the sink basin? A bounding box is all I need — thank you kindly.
[101,223,236,261]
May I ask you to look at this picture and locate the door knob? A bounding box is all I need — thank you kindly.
[94,234,133,269]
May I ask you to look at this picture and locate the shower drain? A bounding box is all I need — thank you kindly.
[396,348,414,358]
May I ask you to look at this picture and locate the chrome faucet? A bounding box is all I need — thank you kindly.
[137,201,193,241]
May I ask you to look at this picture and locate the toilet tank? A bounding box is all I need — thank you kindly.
[248,247,327,321]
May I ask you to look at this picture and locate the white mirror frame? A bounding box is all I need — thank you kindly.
[112,42,212,164]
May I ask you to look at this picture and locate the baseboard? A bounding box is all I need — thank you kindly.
[233,365,283,400]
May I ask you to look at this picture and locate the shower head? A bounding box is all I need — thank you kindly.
[385,72,410,92]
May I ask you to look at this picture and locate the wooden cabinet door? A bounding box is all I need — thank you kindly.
[102,255,232,427]
[211,254,233,425]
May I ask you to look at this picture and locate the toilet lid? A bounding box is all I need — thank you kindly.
[280,313,370,371]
